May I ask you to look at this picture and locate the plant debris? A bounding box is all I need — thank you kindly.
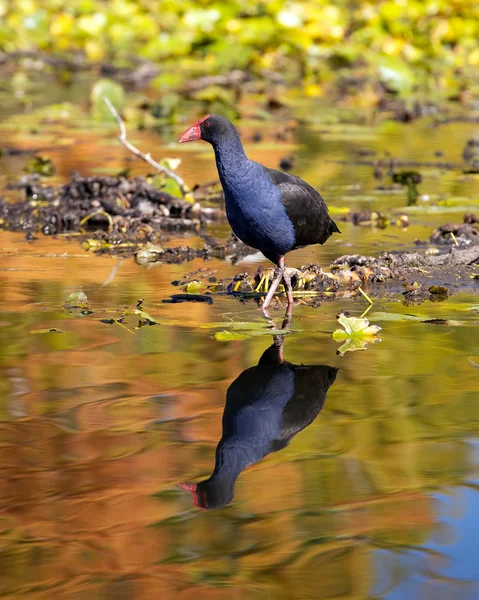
[220,240,479,308]
[134,234,256,265]
[338,210,409,229]
[430,222,479,246]
[0,172,223,244]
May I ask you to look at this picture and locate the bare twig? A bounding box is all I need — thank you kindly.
[358,286,373,305]
[102,258,124,287]
[103,96,188,196]
[80,210,113,230]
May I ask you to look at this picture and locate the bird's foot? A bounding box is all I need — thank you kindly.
[261,305,273,320]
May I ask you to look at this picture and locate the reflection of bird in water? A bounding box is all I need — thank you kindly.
[180,322,338,510]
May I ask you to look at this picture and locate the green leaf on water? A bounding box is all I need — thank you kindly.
[133,308,159,325]
[370,312,463,326]
[370,312,426,322]
[333,314,382,338]
[186,281,206,294]
[215,330,249,342]
[64,290,88,307]
[135,243,164,265]
[335,338,373,356]
[332,314,381,355]
[24,155,55,177]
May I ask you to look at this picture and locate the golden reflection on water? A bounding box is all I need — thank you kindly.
[0,110,478,599]
[0,229,478,598]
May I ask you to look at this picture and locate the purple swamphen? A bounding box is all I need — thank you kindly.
[179,114,340,314]
[179,329,338,509]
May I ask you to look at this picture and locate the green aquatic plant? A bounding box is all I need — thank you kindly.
[3,0,479,102]
[24,155,55,177]
[332,312,381,355]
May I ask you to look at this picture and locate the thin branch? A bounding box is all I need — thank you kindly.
[358,286,373,305]
[102,258,124,287]
[103,96,188,196]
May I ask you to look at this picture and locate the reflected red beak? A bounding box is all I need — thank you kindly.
[178,482,207,510]
[178,125,201,143]
[178,482,197,493]
[178,114,210,143]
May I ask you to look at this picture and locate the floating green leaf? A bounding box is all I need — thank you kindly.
[64,290,88,307]
[24,155,55,177]
[333,314,381,355]
[215,330,249,342]
[135,243,164,265]
[370,312,426,322]
[185,281,206,294]
[333,314,382,338]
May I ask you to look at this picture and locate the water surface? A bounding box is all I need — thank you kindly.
[0,93,478,599]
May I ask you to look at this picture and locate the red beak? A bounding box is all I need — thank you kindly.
[178,482,207,510]
[178,124,201,143]
[178,114,210,143]
[178,482,197,493]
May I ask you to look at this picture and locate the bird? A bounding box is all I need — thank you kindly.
[179,114,340,315]
[179,328,338,509]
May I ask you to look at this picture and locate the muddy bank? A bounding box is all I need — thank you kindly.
[133,233,258,265]
[223,239,479,307]
[0,173,223,244]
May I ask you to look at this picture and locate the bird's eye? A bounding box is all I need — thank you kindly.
[204,121,210,128]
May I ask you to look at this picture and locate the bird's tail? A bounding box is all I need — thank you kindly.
[330,218,341,235]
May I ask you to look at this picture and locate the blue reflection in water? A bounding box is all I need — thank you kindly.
[371,439,479,600]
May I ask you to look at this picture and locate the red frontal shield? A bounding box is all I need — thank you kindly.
[178,114,210,143]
